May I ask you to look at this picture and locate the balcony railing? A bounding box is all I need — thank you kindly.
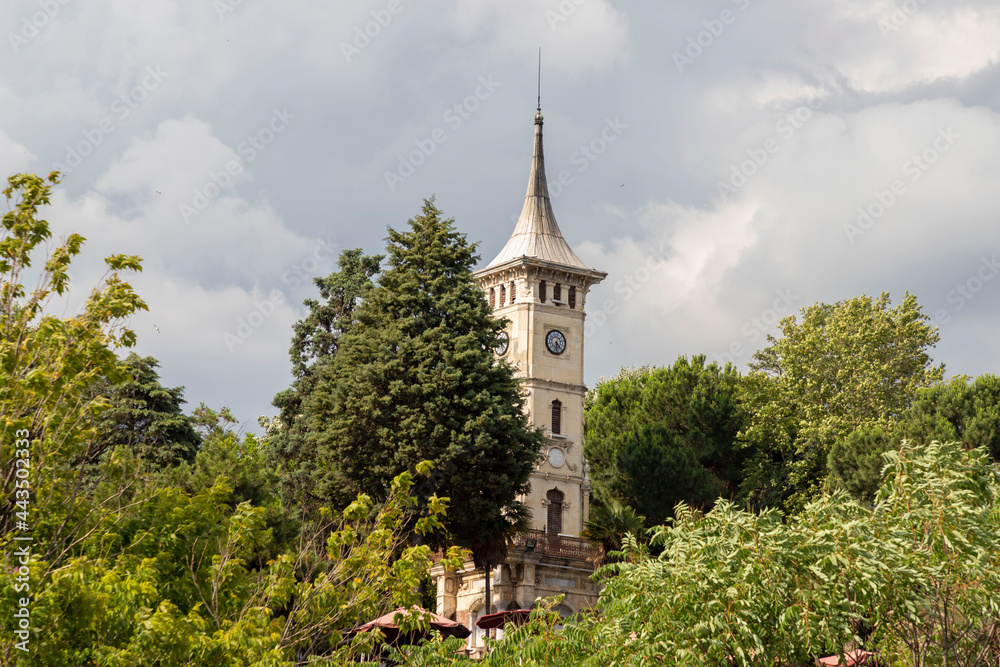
[512,529,596,561]
[430,530,598,564]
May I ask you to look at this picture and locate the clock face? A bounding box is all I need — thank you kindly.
[548,447,565,467]
[496,331,509,356]
[545,329,566,355]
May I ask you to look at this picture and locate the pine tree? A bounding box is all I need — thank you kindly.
[93,353,201,469]
[269,249,382,508]
[584,356,746,526]
[294,199,543,552]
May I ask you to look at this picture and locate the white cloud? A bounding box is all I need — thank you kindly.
[4,0,999,426]
[818,2,1000,92]
[579,97,1000,375]
[0,128,35,176]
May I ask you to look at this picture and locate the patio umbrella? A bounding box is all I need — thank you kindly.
[475,609,533,630]
[351,606,471,645]
[815,649,878,666]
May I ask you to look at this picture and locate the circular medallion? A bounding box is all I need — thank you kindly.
[496,331,509,356]
[548,447,565,467]
[545,329,566,355]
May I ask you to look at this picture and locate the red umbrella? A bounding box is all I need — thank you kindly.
[815,649,878,666]
[352,606,471,645]
[475,609,533,630]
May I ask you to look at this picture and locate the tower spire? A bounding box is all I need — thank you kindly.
[484,108,590,270]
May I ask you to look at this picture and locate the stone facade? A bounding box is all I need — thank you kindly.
[429,109,606,654]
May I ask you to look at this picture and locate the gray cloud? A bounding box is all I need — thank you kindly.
[2,0,998,429]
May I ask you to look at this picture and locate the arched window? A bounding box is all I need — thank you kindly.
[539,280,546,303]
[551,399,562,435]
[546,489,564,535]
[499,284,506,306]
[554,283,562,302]
[568,286,576,309]
[510,281,517,301]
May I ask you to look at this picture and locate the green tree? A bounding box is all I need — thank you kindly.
[399,441,1000,667]
[826,424,895,504]
[293,199,543,557]
[827,373,1000,503]
[740,292,944,510]
[159,404,295,567]
[91,353,201,470]
[269,249,382,514]
[584,356,746,525]
[900,373,1000,459]
[582,500,646,564]
[0,174,471,665]
[0,171,146,554]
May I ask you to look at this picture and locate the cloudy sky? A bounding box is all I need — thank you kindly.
[4,0,999,430]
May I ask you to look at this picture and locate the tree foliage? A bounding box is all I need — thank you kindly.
[398,442,1000,667]
[0,174,469,665]
[289,199,543,558]
[0,171,147,559]
[828,373,1000,503]
[269,248,382,515]
[91,353,202,470]
[584,356,746,525]
[581,500,646,564]
[739,292,944,510]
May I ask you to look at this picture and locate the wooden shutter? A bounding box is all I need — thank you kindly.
[546,489,564,535]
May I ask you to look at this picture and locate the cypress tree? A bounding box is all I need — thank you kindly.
[299,199,543,551]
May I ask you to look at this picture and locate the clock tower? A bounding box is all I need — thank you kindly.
[431,109,607,650]
[473,109,607,537]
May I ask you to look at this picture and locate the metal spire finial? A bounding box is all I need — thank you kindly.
[537,48,542,112]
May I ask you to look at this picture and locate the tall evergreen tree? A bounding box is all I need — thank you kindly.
[269,249,382,508]
[93,353,201,469]
[293,200,543,553]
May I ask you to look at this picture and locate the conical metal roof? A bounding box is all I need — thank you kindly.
[485,111,590,270]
